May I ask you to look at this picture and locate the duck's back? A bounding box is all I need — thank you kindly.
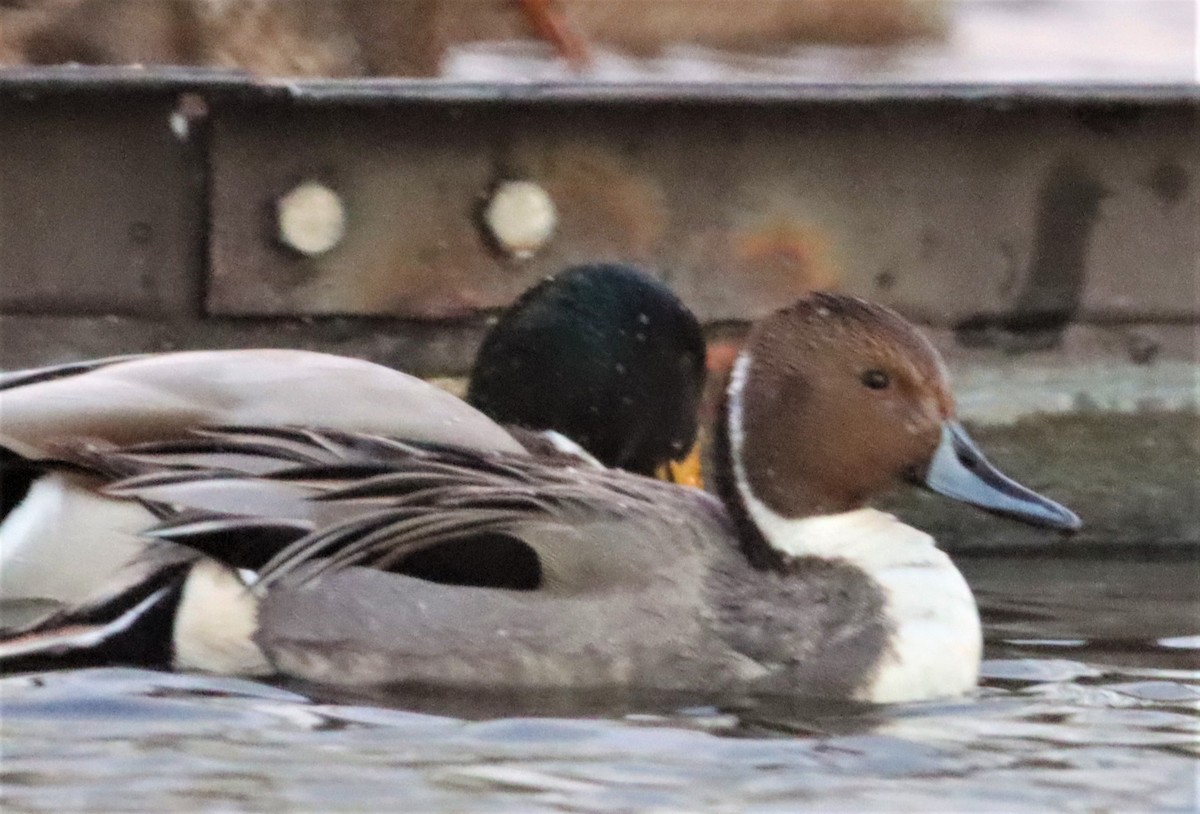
[0,350,523,459]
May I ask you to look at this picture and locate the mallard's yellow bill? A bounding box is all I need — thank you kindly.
[657,441,704,488]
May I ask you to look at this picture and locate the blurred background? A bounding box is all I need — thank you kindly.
[1,0,1194,82]
[1,5,1198,813]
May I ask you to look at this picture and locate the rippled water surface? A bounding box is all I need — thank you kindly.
[2,556,1197,812]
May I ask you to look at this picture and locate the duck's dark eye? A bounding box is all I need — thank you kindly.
[861,369,891,390]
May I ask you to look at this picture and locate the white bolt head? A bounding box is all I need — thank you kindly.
[483,180,557,260]
[277,181,346,257]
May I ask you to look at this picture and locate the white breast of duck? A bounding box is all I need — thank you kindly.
[718,294,1077,703]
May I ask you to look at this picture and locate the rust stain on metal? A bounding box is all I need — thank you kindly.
[537,144,668,259]
[732,216,840,295]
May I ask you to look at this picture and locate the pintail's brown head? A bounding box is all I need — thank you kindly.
[726,292,1080,531]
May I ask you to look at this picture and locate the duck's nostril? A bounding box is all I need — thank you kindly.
[956,450,979,471]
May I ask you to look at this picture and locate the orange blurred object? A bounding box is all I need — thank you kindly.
[517,0,592,69]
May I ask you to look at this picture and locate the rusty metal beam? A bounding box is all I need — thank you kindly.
[206,93,1199,328]
[1,68,1196,347]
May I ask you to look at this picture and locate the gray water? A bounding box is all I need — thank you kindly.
[1,555,1197,812]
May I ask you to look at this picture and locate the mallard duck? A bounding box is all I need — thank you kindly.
[467,262,705,478]
[0,292,1078,702]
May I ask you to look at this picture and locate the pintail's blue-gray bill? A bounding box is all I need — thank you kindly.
[922,421,1082,532]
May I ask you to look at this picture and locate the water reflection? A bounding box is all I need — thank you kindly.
[1,557,1197,812]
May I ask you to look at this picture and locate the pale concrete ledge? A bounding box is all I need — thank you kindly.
[950,360,1198,426]
[932,325,1199,426]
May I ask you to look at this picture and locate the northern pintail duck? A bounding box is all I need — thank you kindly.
[0,262,705,609]
[0,293,1078,702]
